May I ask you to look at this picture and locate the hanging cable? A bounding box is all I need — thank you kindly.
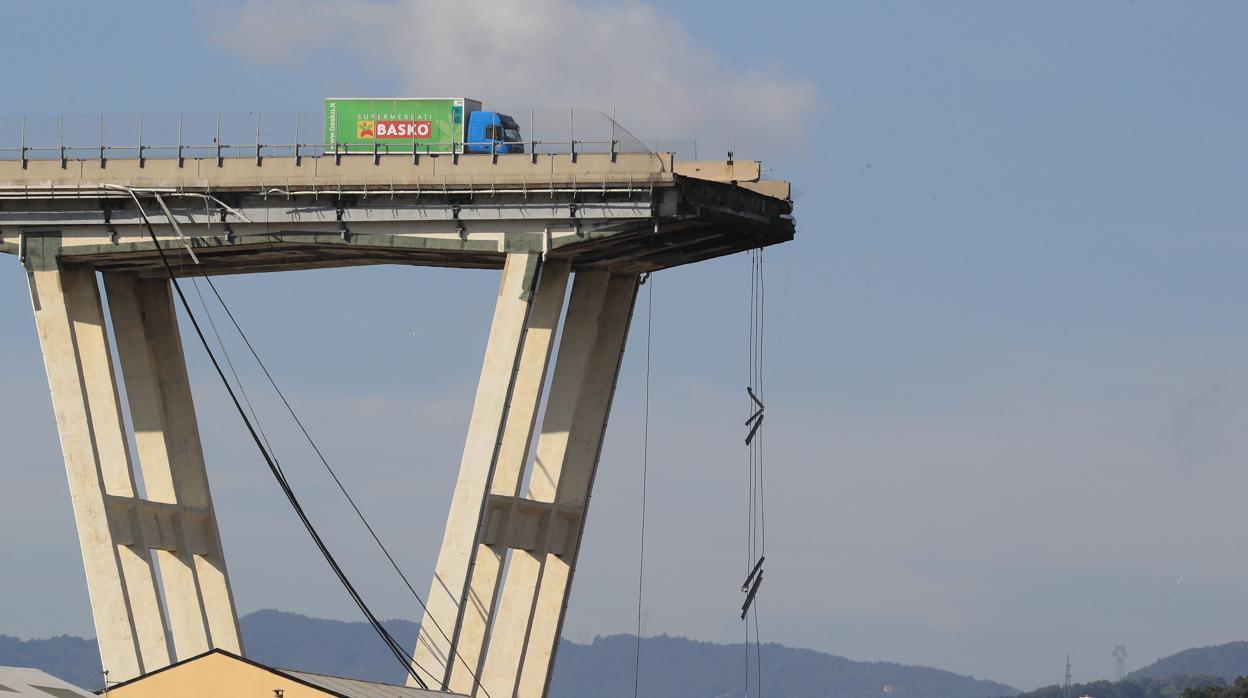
[753,248,763,694]
[188,276,280,462]
[741,248,768,697]
[633,272,654,698]
[744,251,756,698]
[123,188,434,689]
[753,248,763,564]
[167,188,489,693]
[748,594,758,698]
[194,269,493,697]
[756,248,767,698]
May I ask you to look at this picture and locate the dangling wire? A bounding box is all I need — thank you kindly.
[195,269,493,695]
[753,248,763,564]
[122,188,433,688]
[633,272,654,698]
[756,249,767,698]
[188,276,280,462]
[742,248,767,697]
[754,597,764,698]
[139,190,493,694]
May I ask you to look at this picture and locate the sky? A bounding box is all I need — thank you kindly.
[2,1,1248,691]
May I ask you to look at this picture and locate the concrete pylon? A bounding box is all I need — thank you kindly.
[411,252,560,690]
[479,272,638,698]
[27,263,172,681]
[26,251,240,682]
[104,273,242,659]
[412,261,638,698]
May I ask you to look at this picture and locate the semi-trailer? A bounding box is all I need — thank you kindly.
[323,97,523,154]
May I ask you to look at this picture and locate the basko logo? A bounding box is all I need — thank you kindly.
[356,119,433,139]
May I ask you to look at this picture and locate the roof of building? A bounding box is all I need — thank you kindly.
[282,668,450,698]
[0,666,95,698]
[102,649,461,698]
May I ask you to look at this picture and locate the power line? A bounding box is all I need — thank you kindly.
[195,270,491,696]
[753,600,763,698]
[177,188,489,693]
[753,248,763,564]
[633,272,654,698]
[187,276,279,461]
[742,249,768,698]
[125,189,432,689]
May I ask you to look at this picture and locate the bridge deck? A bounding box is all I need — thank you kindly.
[0,152,793,275]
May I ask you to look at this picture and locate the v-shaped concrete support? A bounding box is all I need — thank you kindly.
[29,242,632,695]
[27,251,240,683]
[412,253,638,698]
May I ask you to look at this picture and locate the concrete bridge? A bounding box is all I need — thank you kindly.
[0,149,793,697]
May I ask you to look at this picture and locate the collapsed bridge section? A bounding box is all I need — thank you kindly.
[0,150,793,698]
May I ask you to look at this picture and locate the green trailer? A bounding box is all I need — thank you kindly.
[324,97,482,154]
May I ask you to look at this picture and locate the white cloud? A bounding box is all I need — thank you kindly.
[212,0,821,155]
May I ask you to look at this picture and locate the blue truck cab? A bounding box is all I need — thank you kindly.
[466,111,523,153]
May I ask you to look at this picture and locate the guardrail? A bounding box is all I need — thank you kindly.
[0,109,698,165]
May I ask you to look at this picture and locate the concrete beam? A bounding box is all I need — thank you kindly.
[104,273,242,659]
[739,179,791,200]
[27,264,171,681]
[673,159,761,183]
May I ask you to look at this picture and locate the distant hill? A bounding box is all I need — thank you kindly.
[240,609,419,686]
[1129,642,1248,682]
[0,633,100,689]
[1,609,1017,697]
[553,632,1016,698]
[998,675,1225,698]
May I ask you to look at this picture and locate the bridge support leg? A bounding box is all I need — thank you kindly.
[413,262,637,698]
[448,259,572,695]
[478,271,639,698]
[411,252,560,690]
[27,263,172,682]
[104,272,243,659]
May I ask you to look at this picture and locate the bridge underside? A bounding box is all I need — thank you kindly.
[43,201,785,278]
[1,152,793,697]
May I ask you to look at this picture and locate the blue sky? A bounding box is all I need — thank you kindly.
[2,1,1248,691]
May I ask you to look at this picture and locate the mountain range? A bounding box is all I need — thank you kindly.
[12,611,1248,697]
[995,641,1248,698]
[1128,641,1248,682]
[999,675,1226,698]
[1,609,1016,697]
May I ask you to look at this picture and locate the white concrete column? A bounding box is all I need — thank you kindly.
[444,260,570,695]
[412,252,547,688]
[479,271,639,698]
[104,272,243,660]
[27,263,171,682]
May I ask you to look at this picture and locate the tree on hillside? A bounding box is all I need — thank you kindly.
[1004,675,1225,698]
[1183,676,1248,698]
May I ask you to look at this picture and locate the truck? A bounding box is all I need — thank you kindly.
[323,97,523,155]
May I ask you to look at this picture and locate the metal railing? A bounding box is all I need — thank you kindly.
[642,139,700,162]
[0,108,666,165]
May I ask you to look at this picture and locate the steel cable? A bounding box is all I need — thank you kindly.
[124,188,434,689]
